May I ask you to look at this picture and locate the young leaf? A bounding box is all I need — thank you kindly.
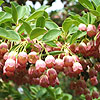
[30,28,46,40]
[26,10,44,21]
[78,0,94,10]
[45,21,59,30]
[42,29,61,42]
[23,21,32,35]
[36,16,45,28]
[11,2,18,23]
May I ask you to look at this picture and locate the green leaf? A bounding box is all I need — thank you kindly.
[7,30,21,41]
[62,94,72,100]
[30,86,38,94]
[69,26,78,34]
[45,41,57,47]
[90,13,96,24]
[23,21,32,35]
[43,11,49,18]
[36,35,44,40]
[24,6,30,18]
[0,27,20,41]
[46,87,56,100]
[96,5,100,12]
[3,6,11,13]
[29,6,35,13]
[82,12,96,24]
[30,28,46,40]
[70,15,87,24]
[70,31,87,44]
[0,12,12,24]
[62,19,73,33]
[78,0,94,10]
[0,0,4,6]
[98,97,100,100]
[89,9,100,16]
[22,86,33,100]
[36,88,47,98]
[36,16,45,28]
[11,2,18,23]
[80,17,88,24]
[26,10,44,21]
[49,51,64,55]
[92,0,100,7]
[42,29,61,42]
[11,1,19,7]
[18,24,25,34]
[66,35,72,43]
[45,21,59,30]
[17,5,26,19]
[31,24,36,29]
[0,12,5,18]
[55,87,63,95]
[37,5,49,10]
[80,94,85,100]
